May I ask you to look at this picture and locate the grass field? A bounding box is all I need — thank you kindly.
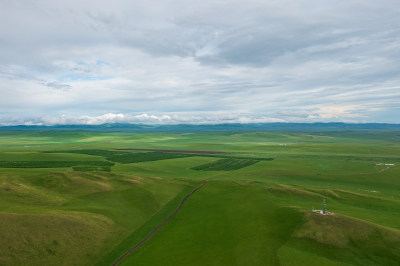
[0,130,399,265]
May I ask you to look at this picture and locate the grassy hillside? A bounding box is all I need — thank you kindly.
[0,130,399,265]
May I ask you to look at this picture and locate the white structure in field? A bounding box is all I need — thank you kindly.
[312,199,333,215]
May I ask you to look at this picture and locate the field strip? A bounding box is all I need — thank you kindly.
[112,180,208,266]
[116,148,224,154]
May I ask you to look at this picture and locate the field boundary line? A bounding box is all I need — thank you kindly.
[240,165,394,178]
[112,180,208,266]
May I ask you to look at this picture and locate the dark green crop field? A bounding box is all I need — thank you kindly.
[0,130,399,265]
[191,158,260,171]
[45,149,196,163]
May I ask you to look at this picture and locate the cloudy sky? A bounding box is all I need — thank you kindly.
[0,0,399,125]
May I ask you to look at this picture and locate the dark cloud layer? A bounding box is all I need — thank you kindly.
[0,0,399,124]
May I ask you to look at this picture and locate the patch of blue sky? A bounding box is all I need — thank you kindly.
[373,108,400,124]
[95,60,110,66]
[74,60,110,66]
[57,73,113,82]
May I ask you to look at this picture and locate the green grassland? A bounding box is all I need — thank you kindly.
[0,130,399,265]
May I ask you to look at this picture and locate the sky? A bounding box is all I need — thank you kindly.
[0,0,399,125]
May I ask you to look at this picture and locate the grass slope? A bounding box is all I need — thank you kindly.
[279,212,400,265]
[0,211,113,265]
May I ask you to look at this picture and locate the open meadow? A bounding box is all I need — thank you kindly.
[0,130,399,265]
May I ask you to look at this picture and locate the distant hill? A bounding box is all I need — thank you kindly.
[0,122,399,133]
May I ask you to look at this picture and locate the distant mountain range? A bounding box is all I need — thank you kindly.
[0,123,399,133]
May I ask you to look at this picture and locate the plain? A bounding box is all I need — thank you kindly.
[0,130,399,265]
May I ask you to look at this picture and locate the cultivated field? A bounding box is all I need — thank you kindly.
[0,130,399,265]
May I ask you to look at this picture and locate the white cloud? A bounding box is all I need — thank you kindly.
[308,104,365,119]
[0,112,288,126]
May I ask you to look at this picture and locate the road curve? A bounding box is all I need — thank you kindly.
[113,180,208,266]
